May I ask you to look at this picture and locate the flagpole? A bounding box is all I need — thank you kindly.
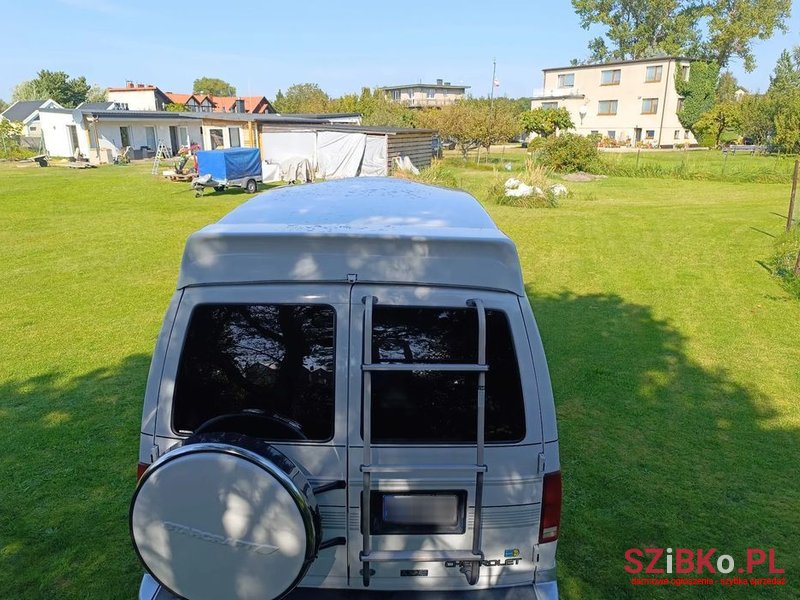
[490,58,496,109]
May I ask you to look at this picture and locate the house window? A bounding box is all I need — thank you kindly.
[367,306,525,444]
[179,126,190,146]
[228,127,240,148]
[119,126,130,147]
[426,88,435,99]
[557,73,575,88]
[172,304,336,441]
[591,130,599,135]
[677,97,685,112]
[541,101,559,110]
[607,130,616,139]
[642,98,659,114]
[209,128,224,149]
[645,65,663,82]
[598,100,618,115]
[681,65,690,81]
[601,69,621,85]
[145,126,156,149]
[392,90,401,101]
[684,130,691,139]
[674,130,681,140]
[645,130,655,140]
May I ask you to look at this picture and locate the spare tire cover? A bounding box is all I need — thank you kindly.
[130,433,320,600]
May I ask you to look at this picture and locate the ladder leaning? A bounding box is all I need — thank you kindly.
[151,140,172,175]
[359,296,489,587]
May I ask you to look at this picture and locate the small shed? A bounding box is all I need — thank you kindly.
[259,123,434,178]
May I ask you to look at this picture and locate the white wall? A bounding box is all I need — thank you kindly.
[39,110,88,157]
[202,124,247,150]
[534,59,697,147]
[94,120,202,152]
[107,89,163,111]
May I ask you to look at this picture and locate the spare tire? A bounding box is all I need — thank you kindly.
[130,432,320,600]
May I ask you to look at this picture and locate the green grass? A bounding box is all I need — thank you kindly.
[1,158,799,598]
[445,146,799,184]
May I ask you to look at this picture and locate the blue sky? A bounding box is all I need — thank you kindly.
[1,0,799,102]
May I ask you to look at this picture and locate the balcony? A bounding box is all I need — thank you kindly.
[531,88,586,100]
[392,97,463,108]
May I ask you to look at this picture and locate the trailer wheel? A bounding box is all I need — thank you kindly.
[214,185,225,192]
[245,179,258,193]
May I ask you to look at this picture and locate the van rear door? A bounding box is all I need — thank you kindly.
[346,285,544,591]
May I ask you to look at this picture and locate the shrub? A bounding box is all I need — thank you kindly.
[538,133,602,173]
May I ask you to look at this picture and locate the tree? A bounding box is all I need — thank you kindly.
[193,77,236,97]
[716,71,740,102]
[571,0,790,71]
[476,99,521,152]
[694,101,741,147]
[520,107,574,138]
[0,99,8,113]
[768,47,800,96]
[417,102,482,158]
[165,103,186,112]
[11,70,91,107]
[704,0,791,71]
[274,83,330,114]
[675,61,720,135]
[773,92,800,153]
[417,99,519,158]
[738,94,775,144]
[85,85,107,103]
[571,0,701,62]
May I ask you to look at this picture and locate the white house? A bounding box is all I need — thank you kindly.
[107,82,172,111]
[39,107,202,160]
[1,99,64,138]
[531,56,697,147]
[379,79,470,108]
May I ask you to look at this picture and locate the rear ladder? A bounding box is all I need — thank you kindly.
[359,296,489,587]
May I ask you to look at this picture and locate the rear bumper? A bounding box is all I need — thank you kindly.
[140,574,558,600]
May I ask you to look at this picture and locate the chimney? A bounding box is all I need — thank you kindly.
[127,81,134,88]
[436,78,443,85]
[138,83,145,88]
[236,98,245,113]
[444,82,451,86]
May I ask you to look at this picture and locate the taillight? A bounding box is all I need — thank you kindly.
[137,462,149,481]
[538,471,562,543]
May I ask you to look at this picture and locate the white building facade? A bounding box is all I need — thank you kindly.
[531,57,697,147]
[39,108,202,160]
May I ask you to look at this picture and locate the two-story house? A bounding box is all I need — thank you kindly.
[531,57,696,147]
[380,79,469,108]
[107,82,172,111]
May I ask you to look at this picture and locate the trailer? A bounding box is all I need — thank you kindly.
[192,147,262,197]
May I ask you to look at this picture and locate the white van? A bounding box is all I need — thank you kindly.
[131,178,561,600]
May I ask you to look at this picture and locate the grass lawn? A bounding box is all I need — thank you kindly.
[448,146,798,184]
[1,158,799,598]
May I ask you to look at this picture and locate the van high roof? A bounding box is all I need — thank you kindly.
[178,178,526,294]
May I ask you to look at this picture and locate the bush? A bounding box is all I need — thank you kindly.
[538,133,602,173]
[0,146,37,161]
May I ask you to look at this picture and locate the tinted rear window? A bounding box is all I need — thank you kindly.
[368,307,525,443]
[172,304,335,441]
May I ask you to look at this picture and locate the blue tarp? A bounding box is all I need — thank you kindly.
[196,148,261,182]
